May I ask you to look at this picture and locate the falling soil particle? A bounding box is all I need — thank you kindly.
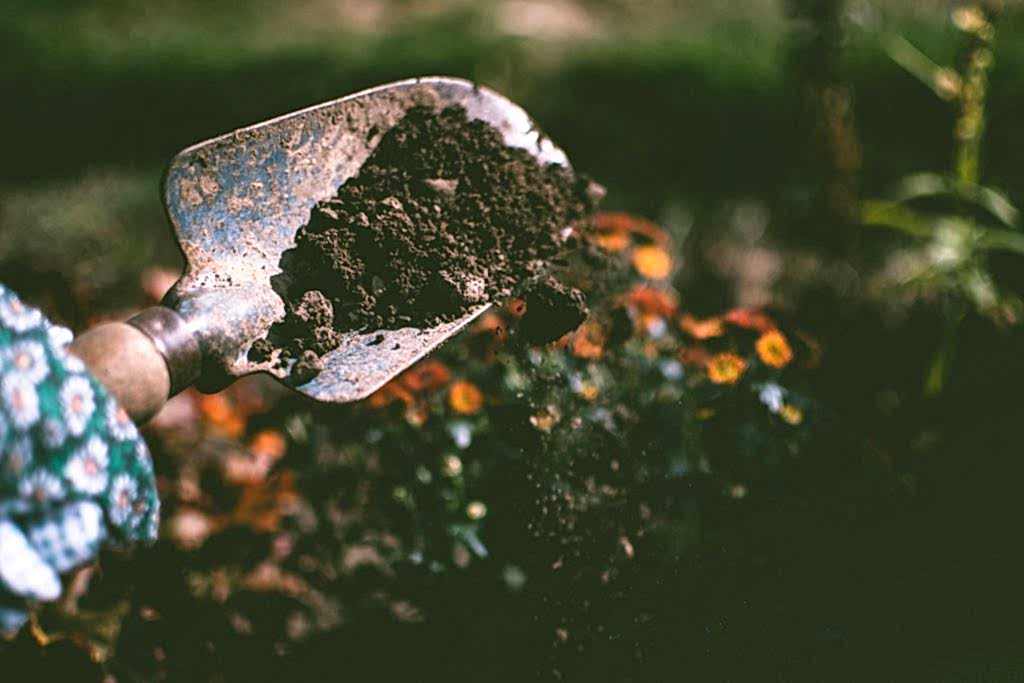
[257,104,597,376]
[518,277,588,345]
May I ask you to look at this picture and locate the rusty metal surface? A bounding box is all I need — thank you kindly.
[161,77,571,402]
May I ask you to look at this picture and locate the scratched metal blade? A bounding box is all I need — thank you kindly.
[162,76,570,402]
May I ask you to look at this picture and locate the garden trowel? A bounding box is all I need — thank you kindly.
[69,77,574,422]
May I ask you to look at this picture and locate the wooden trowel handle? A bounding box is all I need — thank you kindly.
[69,307,201,424]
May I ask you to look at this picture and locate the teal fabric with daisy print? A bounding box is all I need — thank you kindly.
[0,283,159,634]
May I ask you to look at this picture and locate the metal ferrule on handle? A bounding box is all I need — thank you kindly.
[126,306,201,396]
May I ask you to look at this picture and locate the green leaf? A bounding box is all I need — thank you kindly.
[889,173,1020,229]
[976,225,1024,255]
[975,185,1021,228]
[892,172,952,203]
[861,200,934,238]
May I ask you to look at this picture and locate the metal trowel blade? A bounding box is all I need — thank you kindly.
[162,76,571,402]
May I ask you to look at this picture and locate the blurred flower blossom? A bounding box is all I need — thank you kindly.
[755,330,794,368]
[707,353,747,385]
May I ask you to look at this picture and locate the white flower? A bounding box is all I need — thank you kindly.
[64,436,110,495]
[5,340,48,385]
[2,436,33,481]
[105,401,138,442]
[1,374,40,430]
[26,500,106,573]
[59,375,95,437]
[659,359,684,380]
[18,468,65,504]
[0,520,61,601]
[132,440,154,476]
[448,421,473,449]
[47,325,74,349]
[40,417,66,450]
[61,352,86,374]
[0,296,43,333]
[644,316,668,338]
[758,382,786,414]
[108,473,139,527]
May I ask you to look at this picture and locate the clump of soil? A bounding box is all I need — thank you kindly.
[258,104,597,375]
[518,277,588,345]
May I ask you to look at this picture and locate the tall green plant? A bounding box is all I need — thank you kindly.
[866,0,1022,395]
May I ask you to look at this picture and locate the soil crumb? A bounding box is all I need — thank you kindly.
[518,277,588,345]
[258,104,597,375]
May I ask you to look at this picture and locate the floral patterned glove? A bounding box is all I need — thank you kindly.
[0,284,159,635]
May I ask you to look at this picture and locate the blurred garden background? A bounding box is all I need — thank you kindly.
[3,0,1024,680]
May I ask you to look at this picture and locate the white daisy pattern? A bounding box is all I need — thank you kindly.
[0,282,160,581]
[0,520,61,601]
[5,340,48,385]
[105,401,138,442]
[108,473,140,528]
[59,374,96,437]
[61,351,86,374]
[1,374,40,430]
[0,296,44,333]
[47,324,74,349]
[64,436,110,495]
[132,440,154,477]
[18,468,65,505]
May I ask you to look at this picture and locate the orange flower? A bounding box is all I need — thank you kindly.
[594,231,631,252]
[755,330,794,369]
[399,359,452,392]
[679,314,724,340]
[627,286,678,317]
[198,392,232,424]
[505,299,528,318]
[571,320,606,359]
[449,380,484,414]
[249,429,287,462]
[724,308,775,332]
[706,353,747,385]
[473,312,506,336]
[197,392,246,438]
[592,212,669,245]
[632,245,673,279]
[367,382,409,409]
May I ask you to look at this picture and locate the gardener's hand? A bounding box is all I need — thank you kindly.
[0,284,159,635]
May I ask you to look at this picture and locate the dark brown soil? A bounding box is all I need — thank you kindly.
[518,276,588,344]
[258,104,597,374]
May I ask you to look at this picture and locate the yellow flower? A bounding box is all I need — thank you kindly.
[755,330,793,369]
[779,404,803,426]
[706,353,746,385]
[448,380,484,415]
[632,245,673,279]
